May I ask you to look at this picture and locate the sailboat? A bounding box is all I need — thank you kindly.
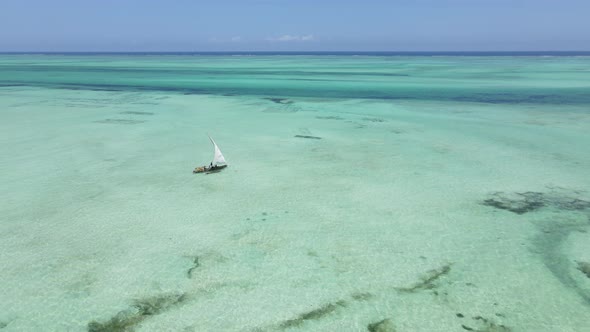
[193,135,228,174]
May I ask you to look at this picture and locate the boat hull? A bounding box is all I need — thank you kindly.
[193,164,227,174]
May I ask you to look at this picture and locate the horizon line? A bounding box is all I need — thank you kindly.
[1,50,590,55]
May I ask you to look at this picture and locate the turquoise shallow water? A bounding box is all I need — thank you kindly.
[1,55,590,331]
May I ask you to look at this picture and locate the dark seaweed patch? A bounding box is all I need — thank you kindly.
[452,93,561,105]
[89,88,120,92]
[187,256,201,278]
[133,294,187,315]
[533,219,590,305]
[0,83,25,87]
[482,192,545,214]
[460,316,511,332]
[316,116,344,120]
[482,191,590,214]
[264,97,294,105]
[0,321,8,329]
[87,293,186,332]
[94,119,145,125]
[185,252,227,276]
[119,111,154,115]
[294,135,322,140]
[499,188,590,304]
[554,198,590,211]
[351,292,373,301]
[6,78,590,105]
[397,264,452,292]
[257,290,390,331]
[362,117,385,123]
[577,261,590,278]
[279,300,347,329]
[182,90,207,95]
[367,318,396,332]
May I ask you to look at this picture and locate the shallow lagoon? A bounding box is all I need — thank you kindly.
[1,55,590,331]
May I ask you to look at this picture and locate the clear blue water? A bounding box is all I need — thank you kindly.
[1,54,589,331]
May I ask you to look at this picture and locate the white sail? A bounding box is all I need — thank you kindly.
[209,135,227,166]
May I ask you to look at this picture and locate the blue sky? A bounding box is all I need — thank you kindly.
[0,0,588,51]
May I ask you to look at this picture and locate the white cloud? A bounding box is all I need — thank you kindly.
[209,36,243,43]
[267,34,315,42]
